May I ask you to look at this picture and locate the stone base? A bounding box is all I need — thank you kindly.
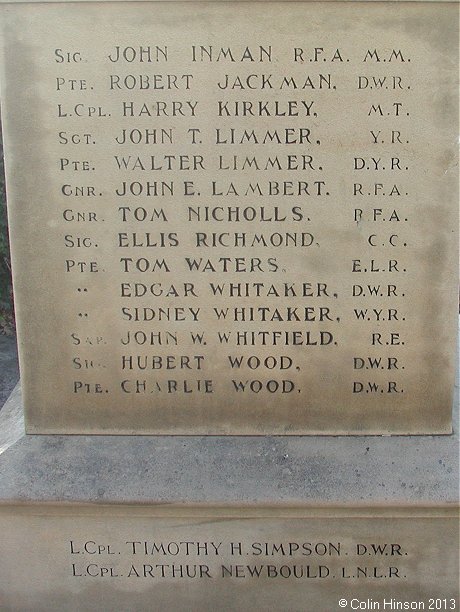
[0,505,458,612]
[0,384,458,611]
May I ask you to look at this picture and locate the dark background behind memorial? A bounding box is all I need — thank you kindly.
[0,125,19,410]
[0,126,14,335]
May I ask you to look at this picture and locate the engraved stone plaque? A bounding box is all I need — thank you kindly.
[0,1,458,433]
[0,505,458,611]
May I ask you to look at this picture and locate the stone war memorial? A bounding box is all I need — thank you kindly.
[0,0,458,609]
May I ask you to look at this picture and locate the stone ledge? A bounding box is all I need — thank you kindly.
[0,380,457,506]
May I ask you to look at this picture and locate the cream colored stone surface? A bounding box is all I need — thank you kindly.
[0,505,458,611]
[0,2,458,433]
